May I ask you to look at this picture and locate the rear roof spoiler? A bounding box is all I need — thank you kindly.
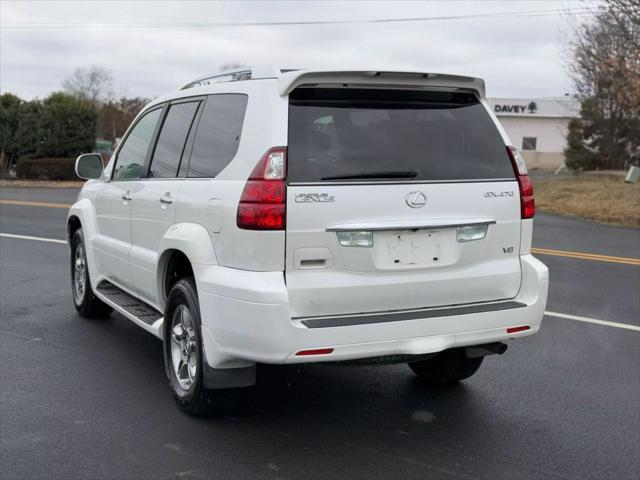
[278,70,486,98]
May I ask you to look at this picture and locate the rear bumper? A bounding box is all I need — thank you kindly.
[195,254,548,367]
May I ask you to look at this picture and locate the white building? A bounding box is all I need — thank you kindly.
[487,97,580,170]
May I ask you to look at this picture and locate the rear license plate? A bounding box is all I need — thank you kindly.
[373,229,452,268]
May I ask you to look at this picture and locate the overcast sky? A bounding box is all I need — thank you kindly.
[1,0,598,100]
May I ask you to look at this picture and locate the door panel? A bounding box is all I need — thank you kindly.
[92,182,134,286]
[130,180,182,305]
[92,107,164,289]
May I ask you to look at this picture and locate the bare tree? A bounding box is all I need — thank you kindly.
[96,97,149,142]
[564,0,640,169]
[63,66,114,105]
[608,0,640,50]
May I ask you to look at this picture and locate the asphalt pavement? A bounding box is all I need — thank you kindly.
[1,186,639,480]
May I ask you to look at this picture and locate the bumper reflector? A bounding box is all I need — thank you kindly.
[506,325,531,334]
[295,348,334,356]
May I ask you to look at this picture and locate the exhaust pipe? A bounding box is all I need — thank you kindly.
[464,342,508,359]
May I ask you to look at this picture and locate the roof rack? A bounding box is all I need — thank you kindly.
[180,66,296,90]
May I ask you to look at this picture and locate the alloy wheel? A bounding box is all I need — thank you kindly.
[170,305,198,392]
[72,243,87,305]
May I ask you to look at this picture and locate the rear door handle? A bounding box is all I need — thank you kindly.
[121,191,132,201]
[159,194,173,205]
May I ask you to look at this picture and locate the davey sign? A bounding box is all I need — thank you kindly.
[494,102,538,114]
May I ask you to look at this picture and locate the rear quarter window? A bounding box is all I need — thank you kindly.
[187,94,248,178]
[288,88,514,183]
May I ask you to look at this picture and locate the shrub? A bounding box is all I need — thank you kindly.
[1,92,97,168]
[37,92,97,158]
[16,157,76,180]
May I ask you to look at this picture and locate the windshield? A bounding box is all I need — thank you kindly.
[287,88,514,183]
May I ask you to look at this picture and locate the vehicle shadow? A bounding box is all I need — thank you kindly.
[201,363,508,478]
[70,312,569,479]
[238,362,485,424]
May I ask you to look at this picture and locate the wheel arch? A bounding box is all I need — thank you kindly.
[158,249,194,307]
[67,199,101,287]
[67,215,82,241]
[66,199,97,242]
[156,222,218,311]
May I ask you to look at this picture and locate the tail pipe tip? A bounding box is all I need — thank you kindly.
[464,342,508,359]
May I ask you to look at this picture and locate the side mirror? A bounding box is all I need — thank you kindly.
[75,153,104,180]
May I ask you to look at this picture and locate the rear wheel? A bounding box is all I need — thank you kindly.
[70,229,112,318]
[163,277,239,415]
[408,349,483,384]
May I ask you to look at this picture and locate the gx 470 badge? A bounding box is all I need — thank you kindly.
[294,193,335,203]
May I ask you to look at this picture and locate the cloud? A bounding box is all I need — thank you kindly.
[0,0,594,99]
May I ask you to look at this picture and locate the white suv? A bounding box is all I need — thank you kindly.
[68,67,549,414]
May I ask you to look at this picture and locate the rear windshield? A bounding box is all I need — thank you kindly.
[287,88,514,183]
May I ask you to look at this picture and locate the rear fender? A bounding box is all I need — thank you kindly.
[157,224,255,381]
[156,223,218,310]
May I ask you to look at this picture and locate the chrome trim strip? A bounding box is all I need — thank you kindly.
[326,220,496,232]
[297,301,527,328]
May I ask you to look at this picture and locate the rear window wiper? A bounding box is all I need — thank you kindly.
[321,170,419,180]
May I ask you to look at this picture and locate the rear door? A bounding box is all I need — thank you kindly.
[130,99,201,305]
[285,88,521,318]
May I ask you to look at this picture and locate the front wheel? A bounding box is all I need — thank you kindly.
[70,229,112,318]
[163,277,239,415]
[408,349,483,384]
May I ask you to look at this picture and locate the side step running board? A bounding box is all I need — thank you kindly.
[96,281,163,326]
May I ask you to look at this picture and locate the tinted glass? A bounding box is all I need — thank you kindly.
[149,102,199,178]
[288,89,514,182]
[187,94,248,178]
[113,108,161,181]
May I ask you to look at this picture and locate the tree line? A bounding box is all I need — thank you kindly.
[0,66,148,175]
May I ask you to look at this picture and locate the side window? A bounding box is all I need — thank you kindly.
[187,94,248,178]
[112,108,162,181]
[148,101,199,178]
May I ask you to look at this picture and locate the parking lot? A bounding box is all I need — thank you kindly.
[1,186,639,480]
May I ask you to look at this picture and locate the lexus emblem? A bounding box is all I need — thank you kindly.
[405,191,427,208]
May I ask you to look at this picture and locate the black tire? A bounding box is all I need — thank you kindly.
[163,277,239,415]
[408,349,483,384]
[70,229,112,318]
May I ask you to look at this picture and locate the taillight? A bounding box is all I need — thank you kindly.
[507,146,535,219]
[237,147,287,230]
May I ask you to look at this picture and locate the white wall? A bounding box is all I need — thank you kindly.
[497,116,570,153]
